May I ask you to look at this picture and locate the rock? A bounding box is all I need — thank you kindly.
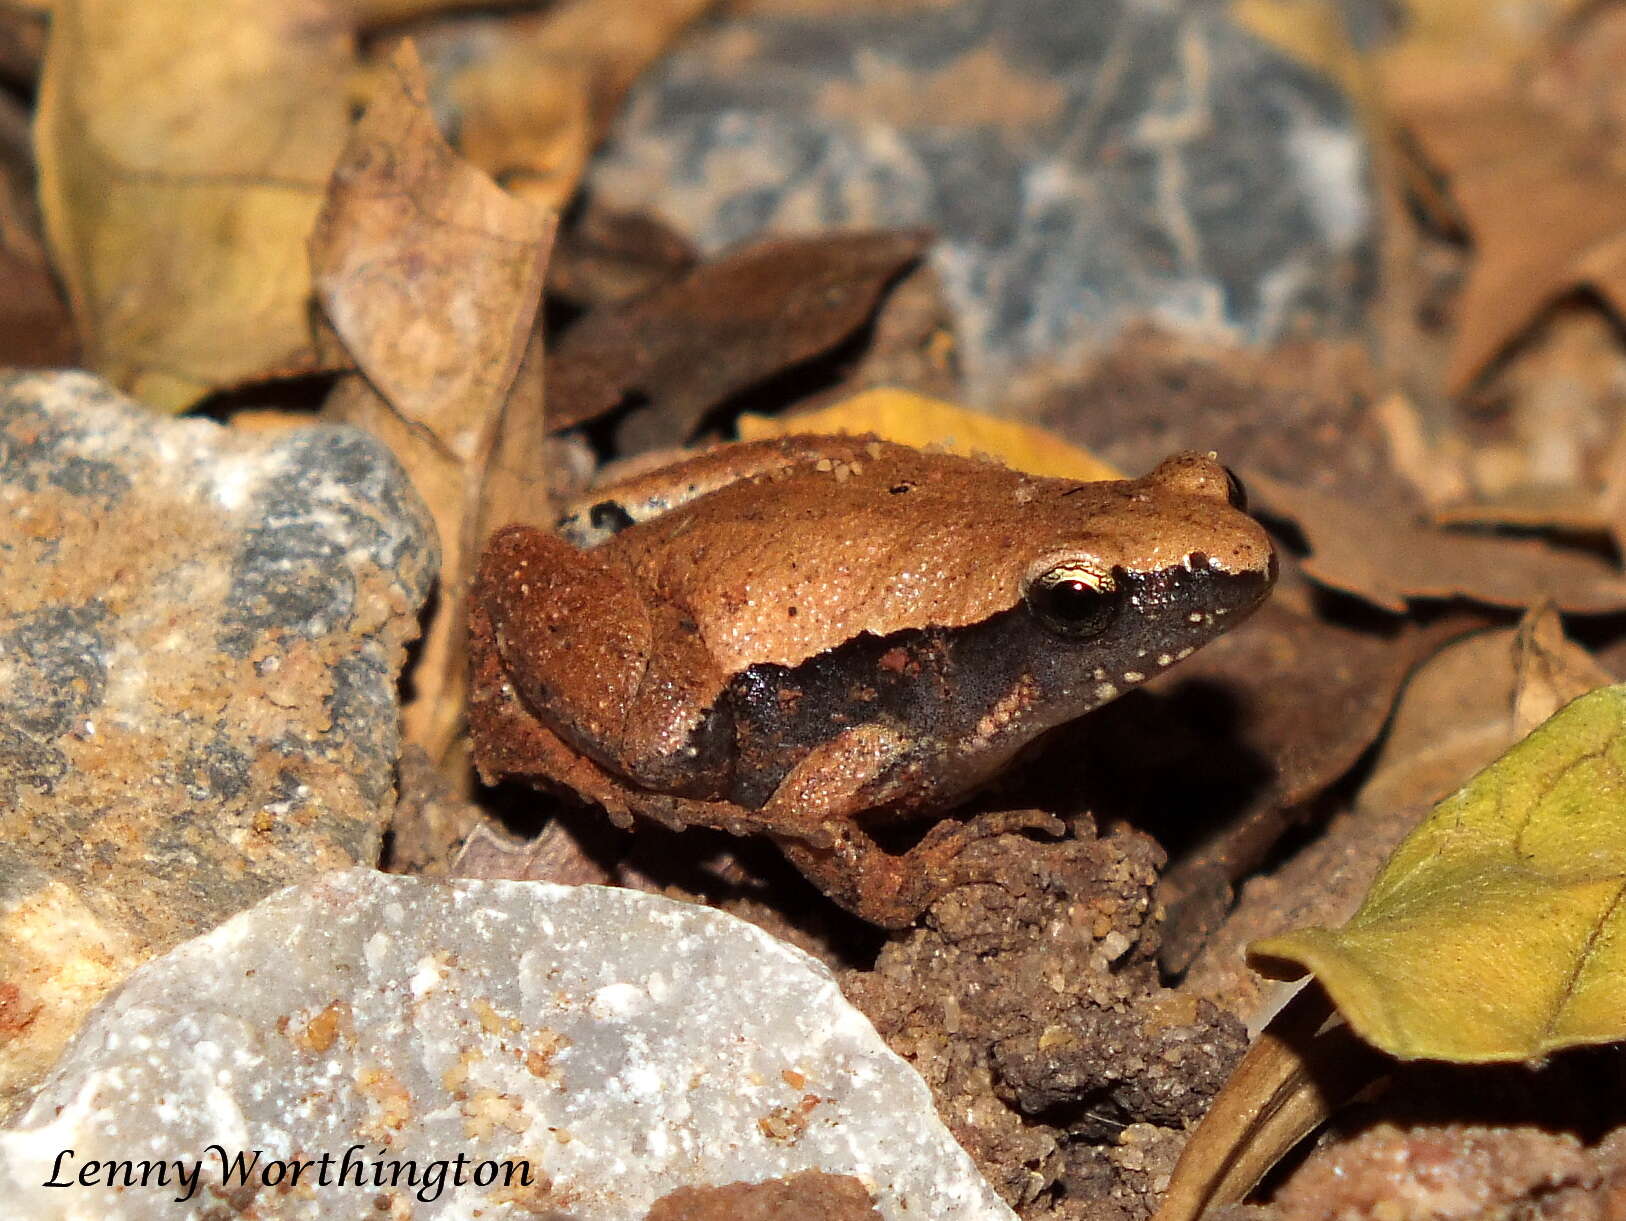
[0,869,1017,1220]
[0,372,437,1119]
[585,0,1374,403]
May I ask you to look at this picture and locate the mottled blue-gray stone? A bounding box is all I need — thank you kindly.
[0,371,437,1121]
[587,0,1374,401]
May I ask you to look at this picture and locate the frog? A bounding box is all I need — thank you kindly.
[467,433,1275,928]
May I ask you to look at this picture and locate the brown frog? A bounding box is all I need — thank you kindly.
[468,434,1275,927]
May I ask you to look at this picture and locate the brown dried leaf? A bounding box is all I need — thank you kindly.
[0,93,74,367]
[1404,90,1626,394]
[1246,470,1626,614]
[1037,329,1415,511]
[1356,606,1612,816]
[1153,984,1387,1221]
[312,42,550,465]
[394,0,719,211]
[312,41,554,762]
[547,203,699,310]
[1152,603,1469,973]
[546,229,930,449]
[35,0,353,408]
[451,821,616,887]
[1511,603,1615,733]
[0,3,45,90]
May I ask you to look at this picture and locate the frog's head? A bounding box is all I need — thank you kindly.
[978,452,1276,725]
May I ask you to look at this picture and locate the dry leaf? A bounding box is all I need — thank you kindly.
[1153,984,1387,1221]
[1253,683,1626,1061]
[1228,0,1373,114]
[1037,329,1414,512]
[0,94,74,367]
[1512,605,1615,733]
[1150,604,1469,973]
[1356,606,1611,816]
[394,0,718,211]
[312,41,549,465]
[546,229,929,448]
[1238,0,1586,107]
[449,820,617,886]
[739,388,1122,481]
[311,41,554,763]
[1246,470,1626,613]
[547,202,698,310]
[0,4,45,89]
[1401,47,1626,393]
[35,0,354,408]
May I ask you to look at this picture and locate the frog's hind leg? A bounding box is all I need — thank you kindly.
[774,810,1065,929]
[472,524,731,794]
[755,724,1063,928]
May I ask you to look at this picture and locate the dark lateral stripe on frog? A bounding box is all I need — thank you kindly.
[721,559,1271,814]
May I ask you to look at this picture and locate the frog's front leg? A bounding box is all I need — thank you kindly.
[756,725,1064,928]
[474,524,732,795]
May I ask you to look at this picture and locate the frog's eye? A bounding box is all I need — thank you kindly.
[1024,563,1121,639]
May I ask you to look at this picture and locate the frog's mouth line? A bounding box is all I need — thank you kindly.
[719,558,1274,812]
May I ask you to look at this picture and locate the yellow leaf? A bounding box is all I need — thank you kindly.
[738,389,1122,482]
[35,0,352,409]
[1229,0,1372,111]
[1251,684,1626,1062]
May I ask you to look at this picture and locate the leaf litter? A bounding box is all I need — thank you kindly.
[22,0,1626,1216]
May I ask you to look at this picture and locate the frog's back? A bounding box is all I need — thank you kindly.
[604,441,1086,673]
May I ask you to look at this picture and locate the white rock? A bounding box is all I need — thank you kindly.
[0,869,1016,1220]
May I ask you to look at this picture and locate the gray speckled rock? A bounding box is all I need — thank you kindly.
[0,869,1017,1221]
[0,372,437,1119]
[586,0,1374,402]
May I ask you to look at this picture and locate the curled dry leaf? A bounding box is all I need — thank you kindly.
[1402,66,1626,393]
[1153,984,1388,1221]
[738,388,1122,481]
[449,821,605,885]
[35,0,354,409]
[1246,469,1626,613]
[1252,683,1626,1062]
[398,0,719,211]
[0,94,74,367]
[311,41,554,763]
[1356,607,1612,817]
[546,229,930,449]
[0,3,44,90]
